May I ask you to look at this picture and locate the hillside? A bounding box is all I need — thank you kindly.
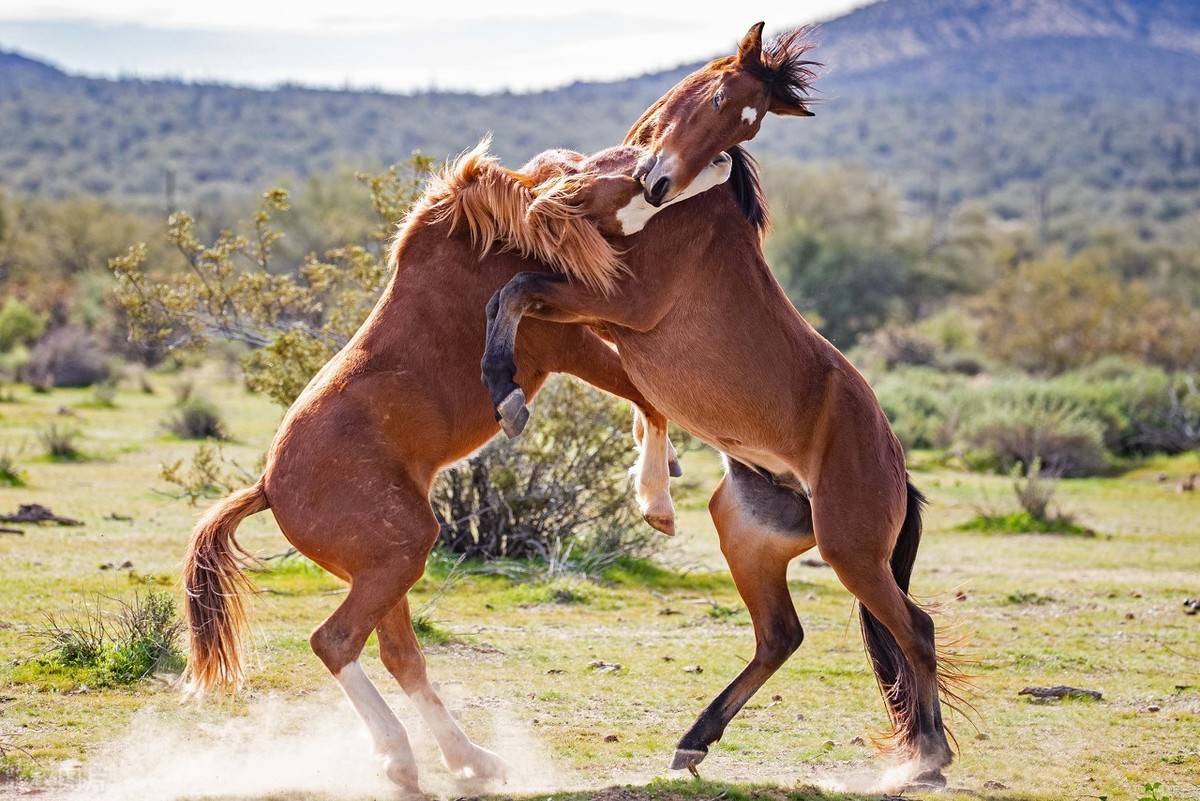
[2,0,1200,239]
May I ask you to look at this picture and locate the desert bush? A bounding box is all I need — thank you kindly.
[0,298,46,352]
[111,157,432,407]
[874,367,967,450]
[432,376,651,563]
[38,422,82,460]
[164,397,228,440]
[957,393,1108,477]
[0,445,27,487]
[158,442,254,504]
[30,591,185,686]
[23,326,111,388]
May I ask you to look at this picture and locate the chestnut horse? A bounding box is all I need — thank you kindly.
[180,124,730,792]
[481,23,962,788]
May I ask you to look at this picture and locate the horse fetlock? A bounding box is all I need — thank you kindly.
[497,388,529,438]
[448,744,509,783]
[380,752,421,792]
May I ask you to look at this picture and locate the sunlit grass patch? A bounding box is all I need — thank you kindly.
[15,590,185,690]
[956,510,1093,536]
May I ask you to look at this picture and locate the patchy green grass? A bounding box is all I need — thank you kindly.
[956,510,1094,536]
[0,373,1197,801]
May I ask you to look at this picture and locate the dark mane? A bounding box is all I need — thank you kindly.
[750,26,820,114]
[726,145,768,234]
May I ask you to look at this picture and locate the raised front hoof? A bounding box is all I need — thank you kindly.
[643,512,676,537]
[906,768,947,791]
[668,458,683,478]
[496,389,530,438]
[670,747,708,772]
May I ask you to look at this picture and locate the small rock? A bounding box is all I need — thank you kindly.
[1125,612,1135,620]
[975,732,991,741]
[661,655,675,662]
[684,665,703,674]
[1146,705,1161,712]
[983,780,1008,790]
[545,668,565,675]
[659,607,680,616]
[955,590,968,602]
[850,736,866,746]
[771,694,782,702]
[588,660,622,673]
[603,734,619,743]
[119,560,134,569]
[1130,590,1143,598]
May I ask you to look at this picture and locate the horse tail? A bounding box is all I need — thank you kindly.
[859,479,929,749]
[182,478,269,694]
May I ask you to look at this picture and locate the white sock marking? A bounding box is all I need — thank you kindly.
[335,661,410,756]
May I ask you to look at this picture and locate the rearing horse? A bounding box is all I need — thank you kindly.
[481,23,963,788]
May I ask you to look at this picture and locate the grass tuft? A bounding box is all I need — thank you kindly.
[957,510,1093,536]
[38,422,84,461]
[22,591,185,688]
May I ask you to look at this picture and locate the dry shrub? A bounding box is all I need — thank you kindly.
[432,376,651,565]
[23,326,111,388]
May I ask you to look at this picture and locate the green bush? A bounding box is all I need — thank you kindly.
[957,394,1109,476]
[163,397,228,440]
[38,422,83,461]
[432,376,652,564]
[29,591,185,686]
[874,367,966,450]
[0,299,46,353]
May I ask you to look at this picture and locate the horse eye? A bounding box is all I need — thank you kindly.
[712,91,724,110]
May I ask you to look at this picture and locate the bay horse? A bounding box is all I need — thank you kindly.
[480,23,962,788]
[180,130,730,792]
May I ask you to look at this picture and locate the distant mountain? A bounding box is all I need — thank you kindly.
[2,0,1199,237]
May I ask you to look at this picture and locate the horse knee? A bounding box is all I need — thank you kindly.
[310,620,360,674]
[757,618,804,667]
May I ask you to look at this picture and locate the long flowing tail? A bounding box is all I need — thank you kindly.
[859,479,936,751]
[182,478,269,693]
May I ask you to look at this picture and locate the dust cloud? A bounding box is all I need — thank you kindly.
[51,686,578,801]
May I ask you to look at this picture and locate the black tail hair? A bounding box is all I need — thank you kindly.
[860,479,928,751]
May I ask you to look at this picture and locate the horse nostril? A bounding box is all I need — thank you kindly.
[649,176,671,206]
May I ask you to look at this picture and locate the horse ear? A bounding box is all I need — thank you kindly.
[737,21,765,66]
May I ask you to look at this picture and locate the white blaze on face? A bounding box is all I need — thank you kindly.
[741,105,760,126]
[615,153,734,235]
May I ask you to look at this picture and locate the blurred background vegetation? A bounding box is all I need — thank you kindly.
[1,0,1199,507]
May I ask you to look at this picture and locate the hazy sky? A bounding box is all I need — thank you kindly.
[0,1,865,92]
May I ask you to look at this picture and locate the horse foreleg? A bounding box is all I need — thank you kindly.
[481,271,670,437]
[377,598,508,783]
[549,327,679,534]
[672,467,814,772]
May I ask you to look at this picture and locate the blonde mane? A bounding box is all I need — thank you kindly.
[388,137,626,296]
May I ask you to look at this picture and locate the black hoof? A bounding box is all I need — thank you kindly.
[908,769,947,790]
[497,389,529,438]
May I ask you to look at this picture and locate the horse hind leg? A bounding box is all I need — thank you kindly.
[377,597,508,783]
[302,486,441,793]
[673,461,814,771]
[813,482,953,788]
